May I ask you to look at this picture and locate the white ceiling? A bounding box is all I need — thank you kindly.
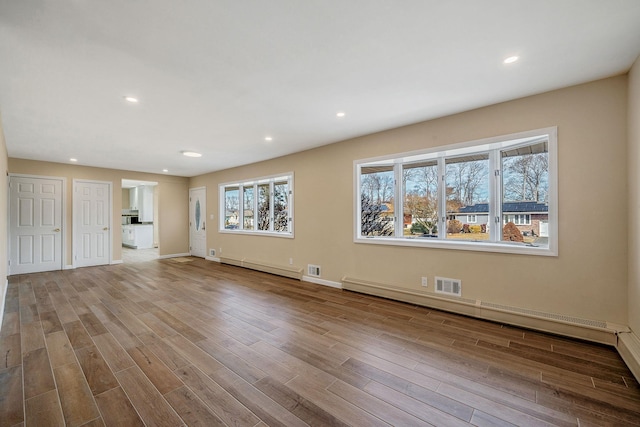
[1,1,640,177]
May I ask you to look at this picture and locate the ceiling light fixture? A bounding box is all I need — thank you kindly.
[503,56,519,64]
[70,158,78,162]
[336,112,346,118]
[182,151,202,158]
[162,169,169,173]
[124,96,139,103]
[265,136,273,141]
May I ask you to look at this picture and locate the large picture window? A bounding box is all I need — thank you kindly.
[355,128,557,255]
[220,173,293,237]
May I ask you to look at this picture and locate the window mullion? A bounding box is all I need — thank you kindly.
[287,178,293,233]
[269,181,275,232]
[253,184,258,231]
[394,164,403,237]
[489,150,500,242]
[238,185,244,231]
[437,157,446,239]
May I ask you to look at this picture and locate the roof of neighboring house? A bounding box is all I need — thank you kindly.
[381,203,393,213]
[454,201,548,214]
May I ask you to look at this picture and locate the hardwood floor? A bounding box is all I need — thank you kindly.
[1,257,639,426]
[121,247,159,263]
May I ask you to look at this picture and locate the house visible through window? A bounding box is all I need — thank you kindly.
[355,127,557,255]
[220,173,293,236]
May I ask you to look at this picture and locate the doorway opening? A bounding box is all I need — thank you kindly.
[122,179,158,263]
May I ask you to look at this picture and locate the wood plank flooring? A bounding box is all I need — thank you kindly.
[1,257,639,426]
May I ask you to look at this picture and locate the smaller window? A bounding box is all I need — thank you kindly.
[467,215,477,223]
[219,173,293,237]
[504,214,531,225]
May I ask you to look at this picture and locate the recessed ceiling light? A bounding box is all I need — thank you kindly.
[503,56,519,64]
[124,96,139,103]
[336,112,346,118]
[70,158,78,162]
[182,151,202,158]
[162,169,169,173]
[265,136,273,142]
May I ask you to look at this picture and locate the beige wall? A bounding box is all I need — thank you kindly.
[191,75,629,324]
[8,159,190,262]
[157,181,189,255]
[0,114,8,314]
[122,188,130,209]
[629,56,640,333]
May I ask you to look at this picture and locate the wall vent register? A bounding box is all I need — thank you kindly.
[435,276,462,296]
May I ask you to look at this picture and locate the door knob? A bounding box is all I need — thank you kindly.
[53,228,60,232]
[202,222,205,230]
[103,227,109,231]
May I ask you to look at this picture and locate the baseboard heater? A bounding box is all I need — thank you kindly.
[618,332,640,383]
[341,276,628,346]
[220,256,303,280]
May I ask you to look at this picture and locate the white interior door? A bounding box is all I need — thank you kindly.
[74,180,111,267]
[9,176,63,274]
[189,187,207,257]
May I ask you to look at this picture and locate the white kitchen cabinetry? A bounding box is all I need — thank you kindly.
[129,187,139,210]
[138,185,154,222]
[122,225,154,249]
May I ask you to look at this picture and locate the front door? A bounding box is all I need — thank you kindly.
[9,176,64,274]
[74,180,111,267]
[189,187,207,257]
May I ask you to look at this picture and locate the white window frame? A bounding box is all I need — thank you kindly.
[467,215,477,224]
[354,127,557,256]
[219,172,294,238]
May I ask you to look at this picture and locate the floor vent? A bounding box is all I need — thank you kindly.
[307,264,321,277]
[435,276,462,296]
[209,249,216,257]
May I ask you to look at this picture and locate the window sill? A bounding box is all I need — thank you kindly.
[354,236,556,256]
[220,229,294,239]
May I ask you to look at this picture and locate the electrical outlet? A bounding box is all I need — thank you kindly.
[219,248,222,254]
[289,258,293,265]
[421,276,428,287]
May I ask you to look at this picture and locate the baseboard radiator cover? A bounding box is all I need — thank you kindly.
[341,276,627,346]
[0,279,7,335]
[158,253,191,260]
[220,256,303,280]
[618,331,640,383]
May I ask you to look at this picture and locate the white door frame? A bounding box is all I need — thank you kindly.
[189,186,207,257]
[8,173,67,274]
[72,179,113,268]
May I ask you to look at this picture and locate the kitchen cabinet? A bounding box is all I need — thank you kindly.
[129,187,139,210]
[122,225,154,249]
[127,185,154,222]
[138,185,154,222]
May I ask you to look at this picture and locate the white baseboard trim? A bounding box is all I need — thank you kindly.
[158,253,191,260]
[111,260,123,265]
[618,331,640,383]
[341,276,626,346]
[205,256,221,262]
[219,256,303,280]
[302,276,343,289]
